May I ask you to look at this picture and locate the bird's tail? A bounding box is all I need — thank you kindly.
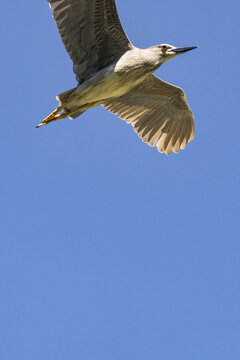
[36,87,85,128]
[56,88,77,106]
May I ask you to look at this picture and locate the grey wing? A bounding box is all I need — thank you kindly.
[103,75,195,155]
[47,0,132,82]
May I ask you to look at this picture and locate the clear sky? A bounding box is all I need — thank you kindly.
[0,1,239,359]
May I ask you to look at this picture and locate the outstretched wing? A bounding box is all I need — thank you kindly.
[47,0,132,82]
[103,75,195,155]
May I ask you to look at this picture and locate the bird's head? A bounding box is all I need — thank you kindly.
[158,44,197,64]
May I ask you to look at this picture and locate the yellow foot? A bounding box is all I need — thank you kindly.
[36,105,87,128]
[36,106,68,128]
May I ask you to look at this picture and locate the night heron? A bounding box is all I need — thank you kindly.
[37,0,197,155]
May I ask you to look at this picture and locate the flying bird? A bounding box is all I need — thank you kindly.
[37,0,197,155]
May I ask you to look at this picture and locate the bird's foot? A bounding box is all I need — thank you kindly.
[36,106,68,128]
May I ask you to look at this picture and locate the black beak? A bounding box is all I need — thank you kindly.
[171,46,198,54]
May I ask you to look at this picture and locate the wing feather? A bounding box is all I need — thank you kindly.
[103,75,195,155]
[47,0,132,82]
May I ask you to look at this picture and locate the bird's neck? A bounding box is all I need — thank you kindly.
[141,46,163,69]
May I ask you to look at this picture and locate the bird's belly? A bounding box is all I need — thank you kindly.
[69,67,148,108]
[89,74,142,99]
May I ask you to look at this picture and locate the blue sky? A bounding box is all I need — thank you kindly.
[0,1,239,359]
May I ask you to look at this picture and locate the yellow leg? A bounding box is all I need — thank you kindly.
[36,105,68,128]
[36,112,70,128]
[36,102,93,128]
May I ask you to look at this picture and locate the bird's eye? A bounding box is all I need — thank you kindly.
[161,45,167,51]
